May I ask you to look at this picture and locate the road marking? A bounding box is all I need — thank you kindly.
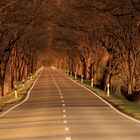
[48,70,64,101]
[64,73,140,124]
[58,89,61,92]
[65,127,70,132]
[62,104,66,107]
[0,69,42,118]
[61,100,65,103]
[63,115,67,118]
[63,120,67,124]
[63,109,66,113]
[66,137,71,140]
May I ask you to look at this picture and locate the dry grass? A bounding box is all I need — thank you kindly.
[70,76,140,120]
[0,69,42,112]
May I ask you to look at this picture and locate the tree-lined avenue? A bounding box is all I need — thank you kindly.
[0,68,139,140]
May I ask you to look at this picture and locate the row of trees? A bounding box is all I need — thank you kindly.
[51,0,140,98]
[0,0,53,96]
[1,0,140,100]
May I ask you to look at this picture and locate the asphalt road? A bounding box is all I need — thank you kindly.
[0,68,140,140]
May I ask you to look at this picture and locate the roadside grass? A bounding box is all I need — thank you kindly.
[0,69,42,112]
[69,75,140,120]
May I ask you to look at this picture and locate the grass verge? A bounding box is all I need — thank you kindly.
[0,69,42,112]
[69,76,140,120]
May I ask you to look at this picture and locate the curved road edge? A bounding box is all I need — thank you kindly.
[0,69,43,118]
[56,69,140,124]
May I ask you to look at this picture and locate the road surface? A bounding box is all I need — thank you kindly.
[0,68,140,140]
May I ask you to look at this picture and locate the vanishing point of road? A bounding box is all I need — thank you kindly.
[0,68,140,140]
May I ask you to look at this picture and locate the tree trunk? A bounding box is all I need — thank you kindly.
[114,84,121,95]
[104,72,111,91]
[128,83,132,95]
[93,72,97,85]
[86,64,92,80]
[0,81,3,97]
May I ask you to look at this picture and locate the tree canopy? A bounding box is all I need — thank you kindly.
[0,0,140,99]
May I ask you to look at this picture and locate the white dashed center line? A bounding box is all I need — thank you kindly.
[65,127,70,132]
[48,71,71,140]
[62,104,66,107]
[63,115,67,118]
[66,137,72,140]
[63,120,67,124]
[63,110,66,113]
